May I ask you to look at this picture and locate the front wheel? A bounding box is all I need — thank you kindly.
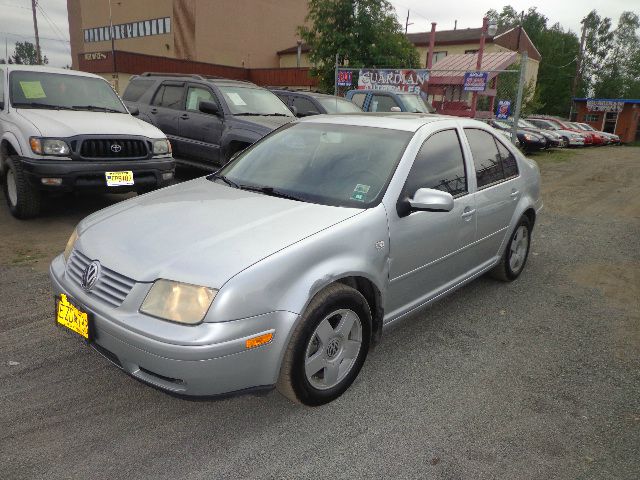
[490,216,532,281]
[277,284,371,406]
[2,156,41,219]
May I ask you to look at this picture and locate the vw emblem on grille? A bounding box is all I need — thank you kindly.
[81,261,101,291]
[110,144,122,153]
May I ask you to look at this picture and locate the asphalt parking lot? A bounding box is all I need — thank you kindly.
[1,148,639,480]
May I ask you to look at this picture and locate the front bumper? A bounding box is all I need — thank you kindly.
[50,254,298,396]
[18,156,175,193]
[567,137,585,147]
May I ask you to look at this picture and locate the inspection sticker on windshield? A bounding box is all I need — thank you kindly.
[105,171,134,187]
[19,81,47,99]
[351,184,370,202]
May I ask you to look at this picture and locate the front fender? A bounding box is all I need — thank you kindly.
[1,131,24,156]
[208,205,390,323]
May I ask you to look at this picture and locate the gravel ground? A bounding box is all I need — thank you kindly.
[0,149,638,480]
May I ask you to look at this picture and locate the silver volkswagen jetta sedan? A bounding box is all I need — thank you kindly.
[51,114,542,406]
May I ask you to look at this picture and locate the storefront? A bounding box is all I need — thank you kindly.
[572,98,640,143]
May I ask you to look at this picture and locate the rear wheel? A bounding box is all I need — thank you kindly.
[277,284,371,406]
[2,156,41,219]
[490,216,532,281]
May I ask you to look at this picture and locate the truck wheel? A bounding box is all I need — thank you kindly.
[2,156,41,219]
[277,284,371,406]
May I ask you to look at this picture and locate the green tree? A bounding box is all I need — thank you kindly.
[11,41,48,65]
[299,0,420,92]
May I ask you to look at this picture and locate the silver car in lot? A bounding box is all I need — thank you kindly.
[50,114,542,406]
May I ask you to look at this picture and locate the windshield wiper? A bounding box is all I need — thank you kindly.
[209,173,240,188]
[238,185,303,201]
[72,105,123,113]
[12,102,74,110]
[262,113,290,117]
[234,112,290,117]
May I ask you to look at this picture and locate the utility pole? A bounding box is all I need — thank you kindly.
[108,0,119,92]
[571,20,587,105]
[31,0,42,64]
[405,10,413,34]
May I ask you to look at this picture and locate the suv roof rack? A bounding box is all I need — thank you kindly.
[140,72,206,80]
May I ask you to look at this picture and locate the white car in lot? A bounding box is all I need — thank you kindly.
[51,114,542,405]
[0,65,174,219]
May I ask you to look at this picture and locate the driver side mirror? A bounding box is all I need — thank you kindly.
[199,100,221,116]
[390,106,402,112]
[408,188,454,212]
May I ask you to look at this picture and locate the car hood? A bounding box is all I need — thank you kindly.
[231,115,294,133]
[76,178,362,287]
[16,109,164,138]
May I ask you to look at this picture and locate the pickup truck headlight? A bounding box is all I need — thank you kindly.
[63,228,78,263]
[140,279,217,324]
[152,139,172,155]
[30,138,71,156]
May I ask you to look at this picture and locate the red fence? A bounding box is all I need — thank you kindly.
[78,51,317,87]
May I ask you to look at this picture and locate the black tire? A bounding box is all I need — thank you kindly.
[277,284,371,406]
[490,216,532,282]
[2,156,41,219]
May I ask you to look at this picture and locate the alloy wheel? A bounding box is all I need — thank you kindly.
[509,225,529,273]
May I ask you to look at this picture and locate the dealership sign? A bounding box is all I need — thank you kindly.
[337,70,353,87]
[586,100,625,112]
[357,69,429,93]
[463,72,488,92]
[496,100,511,119]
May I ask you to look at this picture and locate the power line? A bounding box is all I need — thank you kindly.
[0,31,70,44]
[36,3,71,52]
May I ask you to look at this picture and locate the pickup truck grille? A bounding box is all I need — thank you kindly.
[66,250,136,308]
[79,138,148,159]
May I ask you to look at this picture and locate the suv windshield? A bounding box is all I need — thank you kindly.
[9,70,127,112]
[399,94,435,113]
[213,123,411,208]
[316,96,362,114]
[219,86,294,116]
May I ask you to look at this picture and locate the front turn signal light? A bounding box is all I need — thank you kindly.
[246,332,273,349]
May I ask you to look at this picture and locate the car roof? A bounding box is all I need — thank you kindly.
[348,89,419,96]
[132,73,257,88]
[272,90,348,100]
[297,112,487,132]
[2,65,103,79]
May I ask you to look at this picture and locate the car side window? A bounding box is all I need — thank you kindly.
[465,128,506,189]
[404,129,468,199]
[495,139,519,179]
[350,93,366,109]
[122,79,155,102]
[275,93,290,107]
[370,94,400,112]
[152,84,184,109]
[186,86,215,112]
[291,96,317,116]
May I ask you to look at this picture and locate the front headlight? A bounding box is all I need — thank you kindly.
[64,228,78,263]
[152,139,172,155]
[30,138,71,156]
[523,133,534,141]
[140,279,217,324]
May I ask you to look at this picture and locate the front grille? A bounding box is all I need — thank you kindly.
[79,138,148,159]
[66,250,136,308]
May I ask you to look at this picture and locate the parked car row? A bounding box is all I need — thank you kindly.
[527,116,620,146]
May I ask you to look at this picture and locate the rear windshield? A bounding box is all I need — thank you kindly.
[9,70,127,113]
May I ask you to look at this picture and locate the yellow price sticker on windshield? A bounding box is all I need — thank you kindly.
[19,81,47,99]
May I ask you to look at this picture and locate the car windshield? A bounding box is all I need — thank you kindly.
[316,96,362,114]
[580,123,595,131]
[494,120,512,130]
[518,119,537,128]
[213,123,412,208]
[529,119,557,130]
[9,70,127,112]
[398,94,435,113]
[218,86,294,116]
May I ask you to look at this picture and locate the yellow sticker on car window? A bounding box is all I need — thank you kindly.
[19,81,47,99]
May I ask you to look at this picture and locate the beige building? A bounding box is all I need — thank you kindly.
[68,0,309,90]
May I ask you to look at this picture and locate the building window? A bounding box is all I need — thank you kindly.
[465,49,478,54]
[83,17,171,43]
[585,113,599,122]
[432,51,447,65]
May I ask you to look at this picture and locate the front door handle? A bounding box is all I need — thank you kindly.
[180,113,190,120]
[461,208,476,220]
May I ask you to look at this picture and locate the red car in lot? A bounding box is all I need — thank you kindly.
[530,116,595,146]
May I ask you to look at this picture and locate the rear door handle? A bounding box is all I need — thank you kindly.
[461,208,476,219]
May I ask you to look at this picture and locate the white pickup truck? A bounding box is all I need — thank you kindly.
[0,65,175,219]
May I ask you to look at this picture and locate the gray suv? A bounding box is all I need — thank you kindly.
[123,73,295,169]
[51,114,542,406]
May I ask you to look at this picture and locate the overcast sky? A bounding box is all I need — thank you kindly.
[0,0,635,68]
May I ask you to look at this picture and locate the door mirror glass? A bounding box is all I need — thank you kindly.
[199,100,220,116]
[408,188,454,212]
